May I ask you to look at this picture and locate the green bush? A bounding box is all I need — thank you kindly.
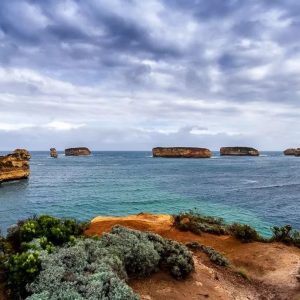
[271,225,300,247]
[2,215,88,298]
[228,223,261,243]
[6,215,88,251]
[173,210,227,235]
[6,251,41,296]
[186,242,229,267]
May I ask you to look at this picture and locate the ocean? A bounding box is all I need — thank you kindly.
[0,151,299,236]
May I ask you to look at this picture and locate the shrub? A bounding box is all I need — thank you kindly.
[27,226,194,299]
[234,267,250,281]
[6,215,88,251]
[271,225,300,247]
[102,226,194,279]
[21,237,55,253]
[6,251,41,296]
[228,223,261,243]
[186,242,229,267]
[173,210,227,235]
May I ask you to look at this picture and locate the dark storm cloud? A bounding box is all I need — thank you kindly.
[0,0,300,149]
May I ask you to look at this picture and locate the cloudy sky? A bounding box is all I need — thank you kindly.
[0,0,300,150]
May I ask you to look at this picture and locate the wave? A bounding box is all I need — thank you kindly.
[251,182,300,190]
[242,180,258,184]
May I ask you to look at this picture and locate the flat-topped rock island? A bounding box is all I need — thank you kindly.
[152,147,212,158]
[220,147,259,156]
[0,149,31,183]
[65,147,91,156]
[284,148,300,156]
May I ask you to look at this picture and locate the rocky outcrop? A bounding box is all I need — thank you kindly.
[50,148,58,158]
[283,148,300,156]
[152,147,212,158]
[220,147,259,156]
[0,149,31,183]
[65,147,91,156]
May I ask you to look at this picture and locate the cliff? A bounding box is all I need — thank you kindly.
[65,147,91,156]
[0,149,31,183]
[152,147,212,158]
[220,147,259,156]
[50,148,58,158]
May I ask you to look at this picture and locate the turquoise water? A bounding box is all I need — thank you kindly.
[0,151,299,236]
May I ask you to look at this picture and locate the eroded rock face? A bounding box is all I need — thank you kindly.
[65,147,91,156]
[50,148,58,158]
[283,148,300,156]
[220,147,259,156]
[152,147,212,158]
[0,149,31,183]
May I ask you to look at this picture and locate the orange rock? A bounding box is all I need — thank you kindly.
[152,147,212,158]
[65,147,91,156]
[180,217,190,225]
[0,149,31,182]
[220,147,259,156]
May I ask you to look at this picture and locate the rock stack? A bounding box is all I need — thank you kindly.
[283,148,300,156]
[152,147,212,158]
[65,147,91,156]
[50,148,58,158]
[0,149,31,183]
[220,147,259,156]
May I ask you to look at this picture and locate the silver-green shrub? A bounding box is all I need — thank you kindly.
[26,226,194,299]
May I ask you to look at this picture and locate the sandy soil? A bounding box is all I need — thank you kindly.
[86,213,300,300]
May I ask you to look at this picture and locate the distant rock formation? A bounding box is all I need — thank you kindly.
[152,147,212,158]
[283,148,300,156]
[220,147,259,156]
[0,149,31,183]
[50,148,58,158]
[65,147,91,156]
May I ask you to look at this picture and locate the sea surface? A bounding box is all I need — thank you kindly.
[0,151,299,236]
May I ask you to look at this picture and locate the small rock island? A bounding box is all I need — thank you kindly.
[50,148,58,158]
[0,149,31,183]
[152,147,212,158]
[65,147,91,156]
[220,147,259,156]
[284,148,300,156]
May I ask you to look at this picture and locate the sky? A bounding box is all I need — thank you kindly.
[0,0,300,151]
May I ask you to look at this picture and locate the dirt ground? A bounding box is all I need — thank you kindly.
[86,213,300,300]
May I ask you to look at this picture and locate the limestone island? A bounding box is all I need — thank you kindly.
[50,148,58,158]
[152,147,212,158]
[0,149,31,183]
[284,148,300,156]
[220,147,259,156]
[65,147,91,156]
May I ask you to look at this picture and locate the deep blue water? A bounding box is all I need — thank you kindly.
[0,151,299,236]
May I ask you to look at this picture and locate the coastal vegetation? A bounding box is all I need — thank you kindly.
[0,215,193,299]
[173,210,227,235]
[173,210,300,246]
[186,241,229,267]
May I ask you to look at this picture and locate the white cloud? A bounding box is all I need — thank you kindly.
[45,121,86,131]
